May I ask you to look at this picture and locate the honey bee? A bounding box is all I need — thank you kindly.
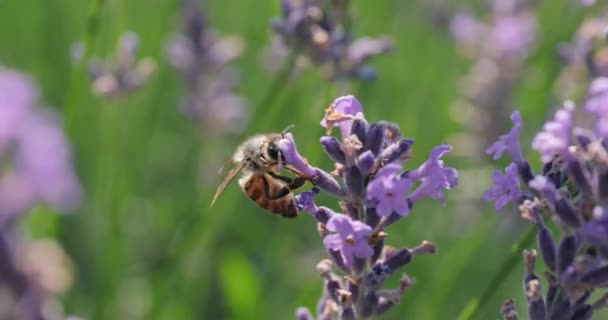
[211,128,307,217]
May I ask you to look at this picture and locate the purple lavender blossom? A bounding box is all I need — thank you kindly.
[366,164,412,217]
[0,68,82,222]
[483,163,522,211]
[167,0,247,135]
[450,13,481,48]
[283,95,451,317]
[531,101,574,163]
[268,0,392,81]
[486,110,525,163]
[323,215,374,268]
[321,95,364,139]
[85,32,156,98]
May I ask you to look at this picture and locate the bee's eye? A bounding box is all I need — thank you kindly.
[266,144,282,162]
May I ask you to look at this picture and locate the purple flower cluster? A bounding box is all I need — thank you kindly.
[277,95,457,319]
[0,67,80,319]
[485,101,608,318]
[167,0,247,134]
[449,0,538,158]
[0,67,82,224]
[78,32,156,98]
[268,0,393,81]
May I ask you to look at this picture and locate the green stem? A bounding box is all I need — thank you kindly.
[63,0,106,135]
[457,226,536,320]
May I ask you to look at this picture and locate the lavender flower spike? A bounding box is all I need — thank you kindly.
[486,111,525,164]
[483,163,523,211]
[531,101,574,163]
[323,214,374,269]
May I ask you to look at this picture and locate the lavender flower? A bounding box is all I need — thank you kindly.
[366,164,412,217]
[167,0,247,134]
[84,32,156,97]
[483,163,523,211]
[267,0,392,81]
[485,111,524,164]
[0,67,82,222]
[279,95,455,318]
[323,215,374,268]
[485,93,608,318]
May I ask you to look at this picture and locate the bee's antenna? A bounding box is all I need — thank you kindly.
[281,124,295,135]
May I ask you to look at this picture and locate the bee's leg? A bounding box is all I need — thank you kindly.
[262,175,307,200]
[267,172,307,190]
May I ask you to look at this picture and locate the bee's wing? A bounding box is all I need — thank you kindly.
[211,161,246,207]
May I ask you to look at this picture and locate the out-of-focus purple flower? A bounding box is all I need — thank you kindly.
[486,111,525,163]
[0,68,35,152]
[531,101,574,163]
[490,14,536,58]
[483,163,522,211]
[268,0,392,81]
[321,95,364,139]
[86,32,156,98]
[15,112,82,211]
[366,164,412,217]
[450,13,482,47]
[0,67,82,221]
[323,214,373,268]
[579,0,596,6]
[167,0,247,136]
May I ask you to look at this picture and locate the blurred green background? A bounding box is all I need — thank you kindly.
[0,0,598,319]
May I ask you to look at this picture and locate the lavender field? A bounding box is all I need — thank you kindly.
[1,0,607,319]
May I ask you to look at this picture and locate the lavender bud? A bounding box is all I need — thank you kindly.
[357,292,378,318]
[328,249,350,273]
[339,308,355,320]
[383,248,412,272]
[327,279,342,303]
[350,118,368,145]
[314,168,346,197]
[537,226,557,272]
[554,199,582,228]
[378,139,414,164]
[581,265,608,284]
[321,136,346,164]
[516,161,535,185]
[357,150,375,175]
[574,128,594,150]
[315,207,334,224]
[347,278,359,302]
[344,166,364,198]
[571,305,593,320]
[525,279,546,320]
[563,153,592,196]
[364,207,380,229]
[549,298,573,320]
[363,264,390,291]
[370,237,384,265]
[544,272,558,309]
[599,172,608,199]
[295,307,314,320]
[364,123,384,156]
[557,235,577,274]
[352,257,366,275]
[501,299,520,320]
[542,161,553,176]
